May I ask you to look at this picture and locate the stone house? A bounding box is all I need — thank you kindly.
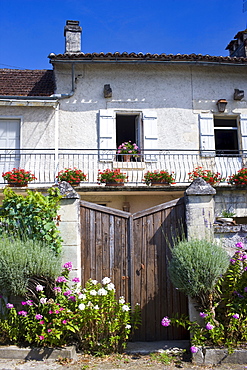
[1,21,247,215]
[2,21,247,342]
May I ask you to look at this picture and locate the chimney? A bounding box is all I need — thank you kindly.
[64,20,82,53]
[226,30,247,57]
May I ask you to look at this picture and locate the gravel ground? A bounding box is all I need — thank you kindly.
[0,353,247,370]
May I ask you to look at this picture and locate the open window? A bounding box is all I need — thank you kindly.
[199,113,245,157]
[99,109,157,161]
[214,116,239,156]
[116,113,140,148]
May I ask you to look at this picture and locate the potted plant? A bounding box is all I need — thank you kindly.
[117,141,140,161]
[2,168,37,187]
[216,210,236,224]
[143,170,176,186]
[97,168,128,186]
[56,168,87,185]
[188,167,225,185]
[228,168,247,187]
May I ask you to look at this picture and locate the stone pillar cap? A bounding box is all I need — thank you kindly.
[185,177,216,196]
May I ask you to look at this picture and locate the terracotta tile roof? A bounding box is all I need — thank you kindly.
[49,51,247,64]
[0,69,55,97]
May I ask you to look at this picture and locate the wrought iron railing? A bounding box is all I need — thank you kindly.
[0,148,246,186]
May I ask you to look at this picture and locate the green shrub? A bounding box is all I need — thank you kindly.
[0,234,61,298]
[0,187,62,254]
[162,242,247,352]
[168,238,229,309]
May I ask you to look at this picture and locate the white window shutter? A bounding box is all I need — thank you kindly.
[199,113,215,156]
[240,115,247,153]
[143,110,158,161]
[99,109,115,160]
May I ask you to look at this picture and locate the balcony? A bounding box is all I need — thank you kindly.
[0,148,246,187]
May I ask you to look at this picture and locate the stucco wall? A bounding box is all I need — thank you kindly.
[0,105,56,148]
[54,63,247,149]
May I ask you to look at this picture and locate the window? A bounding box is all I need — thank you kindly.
[0,119,20,180]
[99,109,157,160]
[116,114,140,148]
[214,117,239,155]
[199,113,247,156]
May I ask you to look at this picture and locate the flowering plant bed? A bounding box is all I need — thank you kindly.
[228,167,247,186]
[188,167,225,185]
[117,141,140,156]
[143,170,175,186]
[97,168,128,184]
[0,262,140,354]
[56,168,87,185]
[161,240,247,355]
[2,168,36,186]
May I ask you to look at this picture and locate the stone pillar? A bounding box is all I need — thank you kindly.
[185,177,216,241]
[57,182,81,280]
[185,178,216,325]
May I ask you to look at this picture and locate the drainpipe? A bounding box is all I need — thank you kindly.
[54,104,59,183]
[50,62,76,99]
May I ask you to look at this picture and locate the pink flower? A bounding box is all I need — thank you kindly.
[190,346,198,353]
[47,329,52,333]
[72,277,80,283]
[62,320,67,324]
[39,336,44,340]
[18,310,27,316]
[199,312,208,318]
[6,303,14,309]
[232,313,239,319]
[205,322,214,330]
[63,262,72,271]
[35,314,43,320]
[53,286,62,293]
[236,242,244,249]
[39,320,45,325]
[56,276,67,283]
[63,290,72,296]
[161,316,171,327]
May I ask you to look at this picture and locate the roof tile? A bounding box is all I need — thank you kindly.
[0,69,55,96]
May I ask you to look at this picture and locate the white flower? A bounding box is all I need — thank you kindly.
[119,296,125,304]
[87,301,93,307]
[40,298,47,304]
[78,303,85,310]
[90,290,97,296]
[125,324,131,329]
[78,293,86,300]
[94,305,99,310]
[91,279,98,285]
[122,304,130,312]
[102,277,111,285]
[106,283,115,291]
[98,288,108,296]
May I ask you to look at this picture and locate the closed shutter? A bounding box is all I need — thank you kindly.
[99,109,115,160]
[0,119,20,180]
[240,115,247,153]
[143,110,158,161]
[199,113,215,156]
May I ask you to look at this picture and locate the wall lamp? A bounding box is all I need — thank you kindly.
[217,99,228,113]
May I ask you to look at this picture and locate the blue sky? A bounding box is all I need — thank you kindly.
[0,0,246,70]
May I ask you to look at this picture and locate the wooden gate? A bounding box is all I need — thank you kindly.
[80,198,188,341]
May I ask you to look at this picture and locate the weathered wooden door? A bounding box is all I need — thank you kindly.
[80,198,188,341]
